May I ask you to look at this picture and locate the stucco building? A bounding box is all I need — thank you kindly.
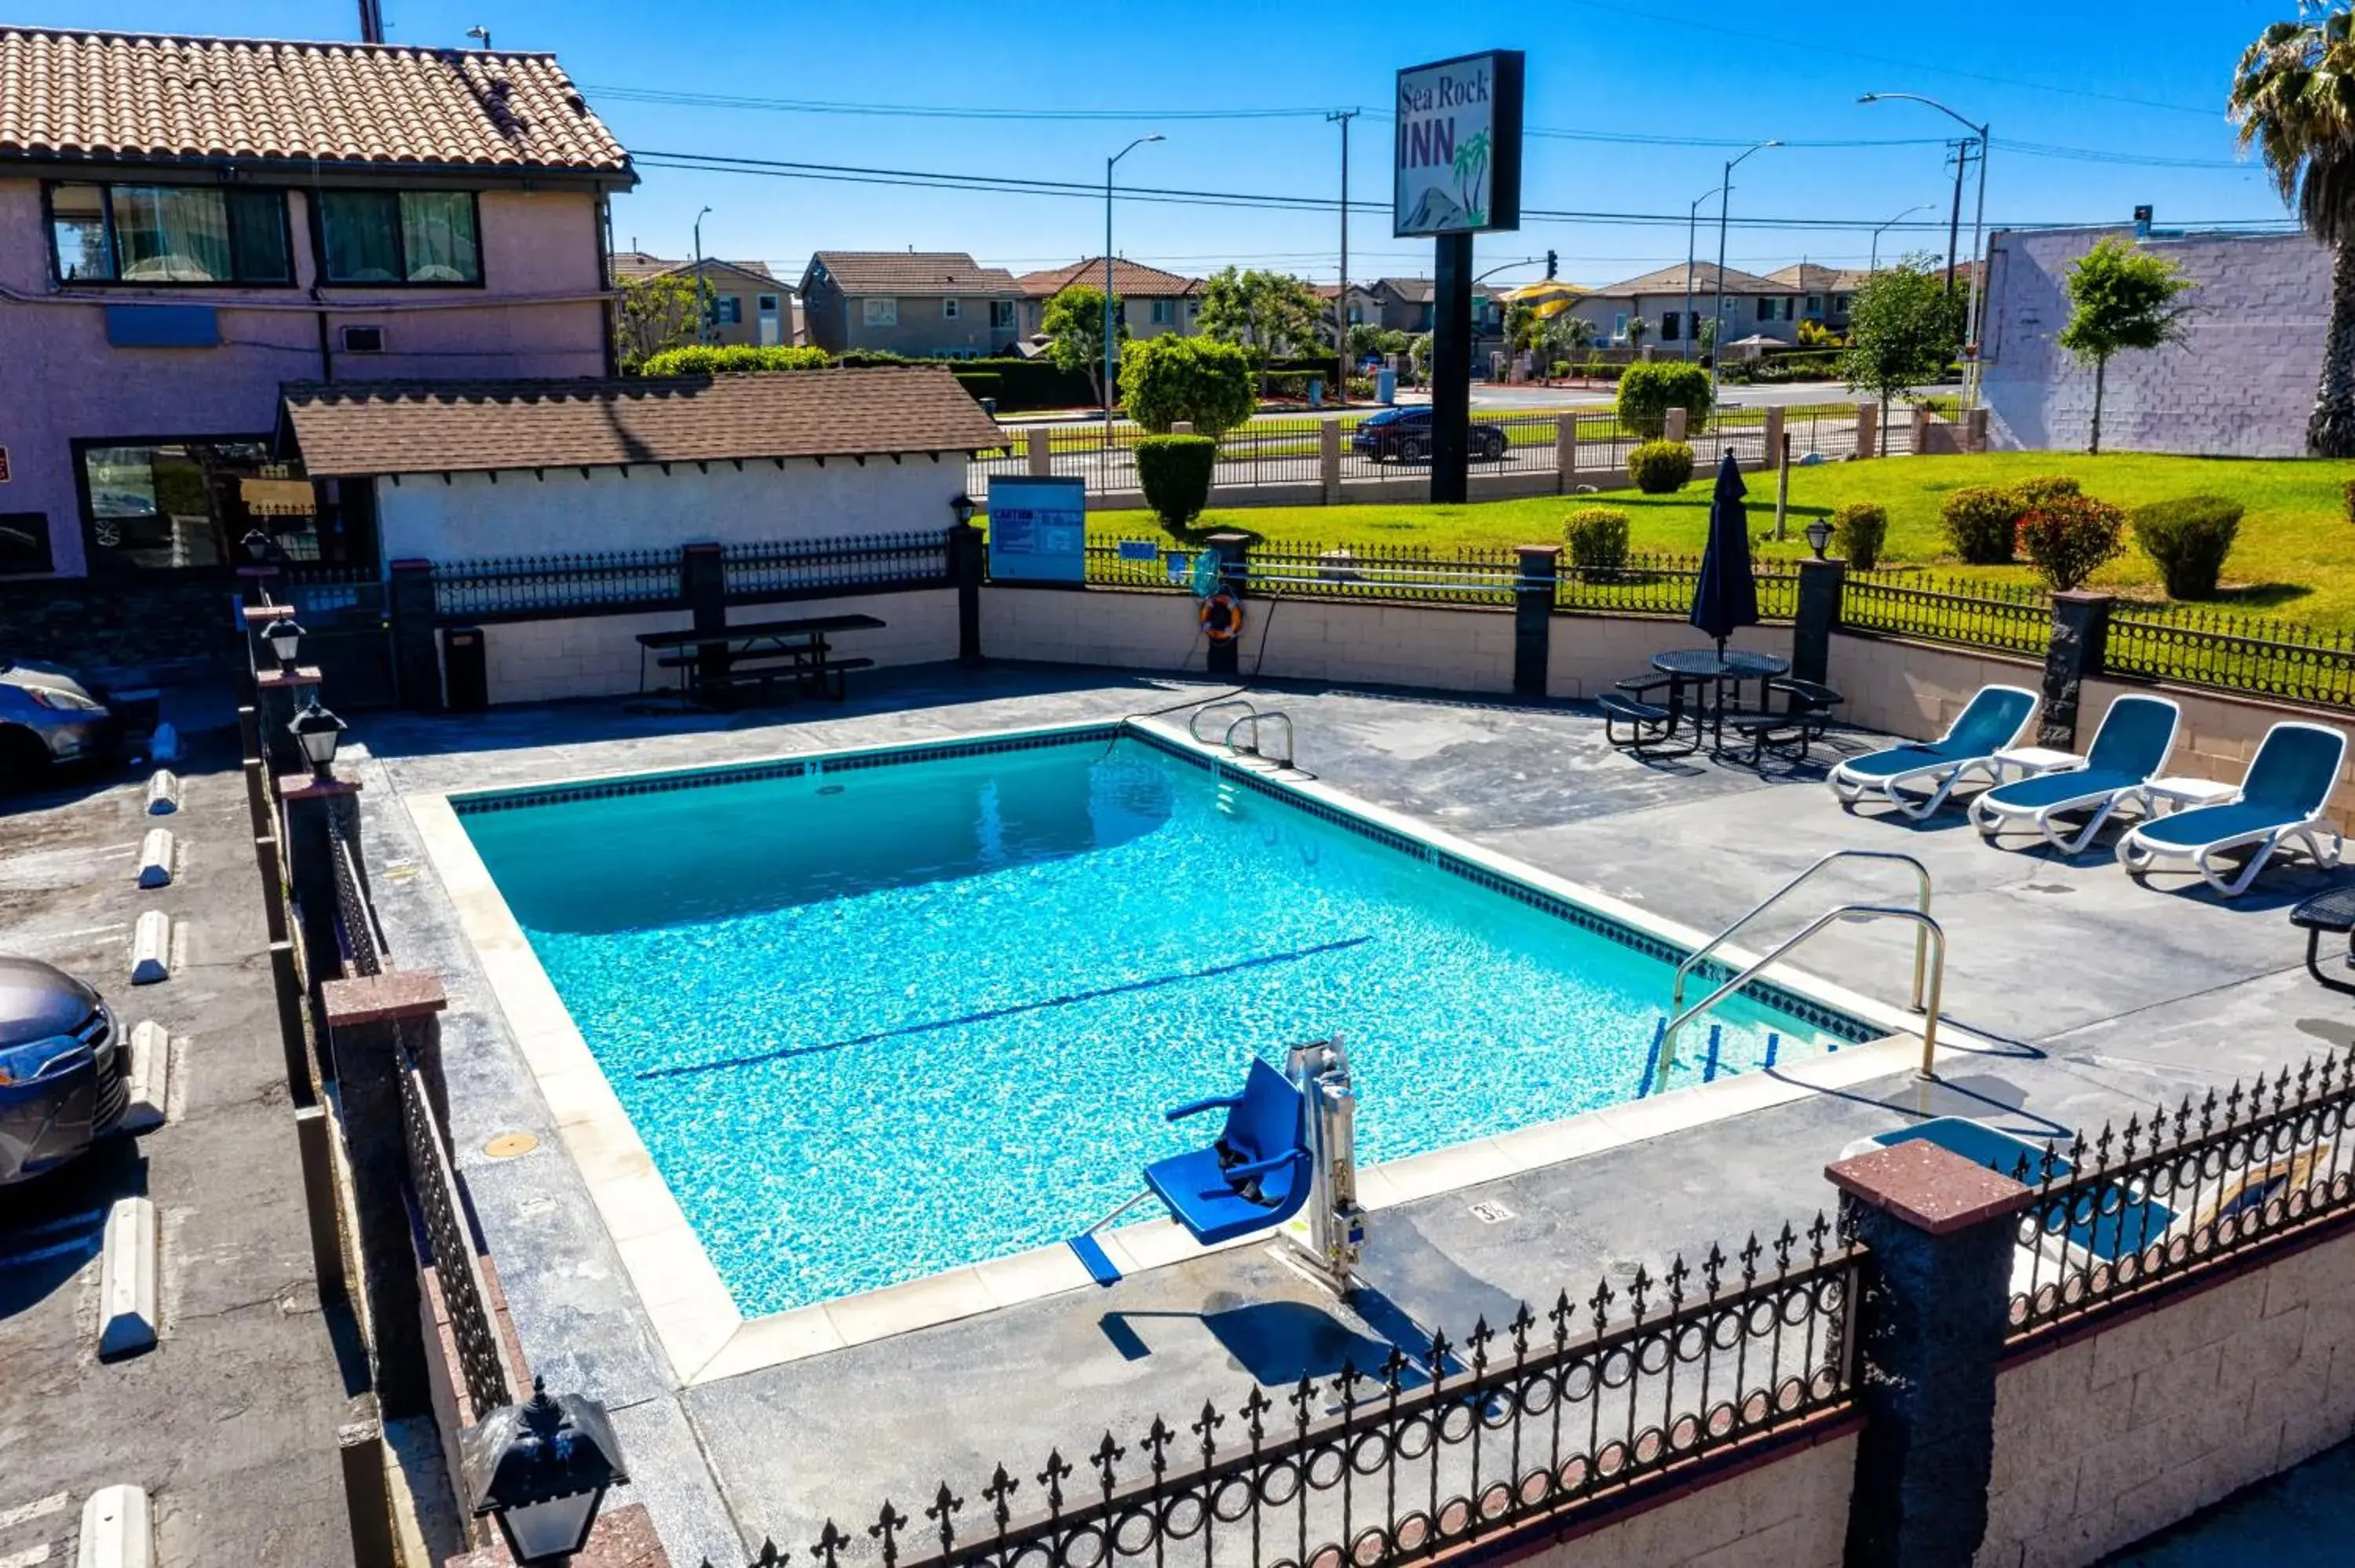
[612,253,795,348]
[1014,258,1200,342]
[798,253,1021,357]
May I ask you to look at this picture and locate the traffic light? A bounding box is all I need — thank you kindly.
[1546,249,1558,279]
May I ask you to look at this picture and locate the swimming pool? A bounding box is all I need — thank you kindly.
[458,727,1873,1316]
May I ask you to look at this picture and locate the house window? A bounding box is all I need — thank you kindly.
[1755,297,1773,322]
[1188,297,1201,314]
[758,294,780,312]
[1806,294,1824,317]
[991,300,1016,330]
[944,298,962,319]
[1659,312,1681,341]
[48,182,291,284]
[864,297,900,327]
[1150,299,1174,325]
[1612,312,1629,341]
[317,190,481,284]
[711,294,742,325]
[1832,294,1851,315]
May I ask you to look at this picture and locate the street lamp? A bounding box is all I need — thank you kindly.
[458,1379,629,1566]
[1684,185,1723,363]
[287,696,346,779]
[1804,516,1832,560]
[1862,93,1991,404]
[692,206,714,346]
[1104,135,1164,445]
[465,24,492,48]
[1870,203,1937,275]
[264,618,305,676]
[1711,140,1780,407]
[948,493,977,528]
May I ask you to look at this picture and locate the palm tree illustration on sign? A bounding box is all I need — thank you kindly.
[1452,129,1492,227]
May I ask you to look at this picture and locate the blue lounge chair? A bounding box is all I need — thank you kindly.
[2120,721,2348,897]
[1970,694,2181,855]
[1828,684,2039,819]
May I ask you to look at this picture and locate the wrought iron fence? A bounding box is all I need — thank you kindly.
[2007,1054,2355,1346]
[1247,543,1525,606]
[1217,417,1325,488]
[722,531,955,601]
[399,1046,517,1419]
[1470,411,1563,476]
[1554,552,1799,622]
[432,547,681,618]
[1839,571,2050,656]
[1084,534,1196,592]
[716,1219,1860,1568]
[1568,413,1632,476]
[2106,608,2355,713]
[328,810,382,979]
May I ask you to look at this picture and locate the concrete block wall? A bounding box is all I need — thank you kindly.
[1250,599,1520,692]
[1519,1428,1855,1568]
[1550,620,1794,701]
[1823,632,2044,743]
[1977,1229,2355,1568]
[982,587,1207,672]
[2082,675,2355,833]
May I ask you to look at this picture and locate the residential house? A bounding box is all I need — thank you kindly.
[1765,263,1868,334]
[1316,283,1388,345]
[0,27,635,581]
[612,253,794,348]
[1578,263,1802,352]
[1016,258,1199,342]
[798,252,1021,357]
[1361,277,1508,363]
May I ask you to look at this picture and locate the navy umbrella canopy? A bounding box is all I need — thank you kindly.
[1689,449,1760,655]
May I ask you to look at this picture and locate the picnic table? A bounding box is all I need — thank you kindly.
[1648,647,1792,752]
[636,613,885,707]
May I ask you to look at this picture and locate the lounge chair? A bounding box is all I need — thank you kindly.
[2119,721,2348,897]
[1828,684,2039,819]
[1970,694,2181,855]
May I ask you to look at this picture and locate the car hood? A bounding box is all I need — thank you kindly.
[0,957,104,1041]
[0,660,97,702]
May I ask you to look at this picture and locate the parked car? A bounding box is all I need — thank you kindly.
[0,958,126,1185]
[1349,407,1509,464]
[0,658,119,790]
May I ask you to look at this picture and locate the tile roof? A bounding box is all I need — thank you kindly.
[1590,261,1791,297]
[1013,257,1198,297]
[805,252,1018,295]
[281,370,1005,476]
[0,27,630,177]
[611,255,780,286]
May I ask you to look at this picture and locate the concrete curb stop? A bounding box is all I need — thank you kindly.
[135,828,174,889]
[97,1197,159,1358]
[123,1020,170,1133]
[143,770,180,816]
[75,1483,152,1568]
[148,722,180,766]
[129,912,170,985]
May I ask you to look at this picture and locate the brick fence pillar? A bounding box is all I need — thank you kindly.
[948,520,986,666]
[1513,545,1559,698]
[1964,406,1990,454]
[1793,556,1847,687]
[387,560,442,712]
[1321,420,1343,503]
[1910,405,1933,457]
[1762,405,1785,469]
[1203,533,1251,677]
[682,542,726,697]
[1856,402,1879,461]
[1554,413,1577,493]
[1827,1141,2034,1568]
[1663,406,1689,443]
[2038,590,2114,749]
[1027,426,1053,477]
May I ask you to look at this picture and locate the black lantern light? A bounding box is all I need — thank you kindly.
[288,696,347,779]
[1804,516,1832,560]
[240,527,276,566]
[458,1378,628,1566]
[948,493,977,528]
[263,617,306,676]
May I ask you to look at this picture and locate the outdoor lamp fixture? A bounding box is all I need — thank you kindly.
[1805,516,1832,560]
[1104,135,1166,443]
[239,527,276,566]
[264,617,305,676]
[458,1378,629,1567]
[288,696,347,779]
[949,493,977,527]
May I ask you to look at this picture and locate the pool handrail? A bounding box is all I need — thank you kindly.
[1224,709,1296,771]
[1671,849,1932,1016]
[1189,698,1258,746]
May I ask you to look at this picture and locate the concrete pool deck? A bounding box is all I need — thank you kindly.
[347,664,2353,1567]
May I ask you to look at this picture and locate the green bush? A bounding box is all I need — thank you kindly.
[1616,361,1714,439]
[1563,507,1632,571]
[1121,336,1255,436]
[2017,493,2127,592]
[1134,436,1218,531]
[1940,486,2023,564]
[2010,472,2081,510]
[637,344,831,376]
[1832,503,1888,570]
[951,371,1002,405]
[1627,439,1696,494]
[1346,376,1375,401]
[2130,495,2244,600]
[835,351,1096,410]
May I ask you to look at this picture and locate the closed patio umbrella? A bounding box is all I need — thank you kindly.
[1689,449,1759,657]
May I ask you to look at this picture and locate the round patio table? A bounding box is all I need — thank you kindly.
[1651,648,1792,752]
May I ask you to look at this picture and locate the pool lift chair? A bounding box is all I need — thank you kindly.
[1067,1041,1367,1294]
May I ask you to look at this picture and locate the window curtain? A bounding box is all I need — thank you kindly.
[111,186,231,282]
[320,191,403,283]
[400,192,480,283]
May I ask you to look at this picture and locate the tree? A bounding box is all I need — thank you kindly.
[1504,300,1544,352]
[1540,315,1596,371]
[1199,267,1324,392]
[1838,255,1966,455]
[613,273,700,373]
[2232,5,2355,454]
[1623,314,1650,352]
[1408,332,1433,383]
[1120,335,1256,436]
[2059,239,2196,454]
[1042,284,1126,405]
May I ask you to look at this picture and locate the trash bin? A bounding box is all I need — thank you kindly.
[979,396,999,418]
[1306,376,1324,409]
[1375,368,1397,405]
[441,625,487,713]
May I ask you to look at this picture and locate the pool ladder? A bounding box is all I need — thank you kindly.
[1656,849,1948,1088]
[1189,698,1296,771]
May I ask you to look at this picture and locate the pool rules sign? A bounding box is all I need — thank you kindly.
[1393,50,1524,237]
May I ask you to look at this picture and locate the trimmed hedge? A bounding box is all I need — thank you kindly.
[1941,487,2022,565]
[1617,361,1714,439]
[637,344,830,376]
[2130,495,2244,600]
[952,372,1002,405]
[1628,439,1696,494]
[2011,473,2082,510]
[1563,508,1632,571]
[1832,503,1888,570]
[834,351,1097,410]
[1135,436,1217,530]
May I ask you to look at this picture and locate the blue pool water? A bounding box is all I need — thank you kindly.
[461,732,1862,1315]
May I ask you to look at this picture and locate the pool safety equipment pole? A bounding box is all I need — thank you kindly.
[1286,1037,1365,1293]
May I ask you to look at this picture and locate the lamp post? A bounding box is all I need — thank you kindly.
[1861,93,1990,406]
[458,1378,628,1566]
[1869,202,1937,275]
[1710,140,1780,407]
[287,697,346,780]
[948,493,976,528]
[264,618,305,677]
[465,24,492,48]
[1104,135,1164,446]
[1683,185,1722,363]
[692,206,714,346]
[1804,516,1832,560]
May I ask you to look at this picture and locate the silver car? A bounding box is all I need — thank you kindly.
[0,658,118,790]
[0,957,126,1185]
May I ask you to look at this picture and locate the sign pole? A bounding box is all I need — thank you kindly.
[1431,233,1473,504]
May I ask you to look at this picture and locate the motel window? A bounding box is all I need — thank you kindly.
[49,182,291,284]
[864,298,900,327]
[79,439,268,574]
[0,513,54,577]
[944,298,962,319]
[711,294,742,325]
[991,300,1017,330]
[317,190,482,284]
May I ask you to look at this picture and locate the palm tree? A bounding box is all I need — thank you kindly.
[1451,130,1492,224]
[2232,4,2355,455]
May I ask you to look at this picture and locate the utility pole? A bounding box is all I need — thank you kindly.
[1941,139,1970,294]
[692,206,713,346]
[356,0,384,42]
[1328,109,1358,410]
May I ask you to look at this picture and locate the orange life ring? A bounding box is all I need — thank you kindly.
[1199,591,1244,644]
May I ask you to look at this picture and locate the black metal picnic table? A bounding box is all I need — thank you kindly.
[1649,647,1792,752]
[635,613,886,706]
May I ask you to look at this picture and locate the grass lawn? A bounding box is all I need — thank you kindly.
[1083,452,2355,630]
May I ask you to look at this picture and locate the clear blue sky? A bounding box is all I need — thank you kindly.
[35,0,2301,288]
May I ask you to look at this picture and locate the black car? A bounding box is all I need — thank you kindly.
[0,957,126,1185]
[1349,407,1509,465]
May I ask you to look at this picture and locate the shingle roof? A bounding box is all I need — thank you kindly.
[1590,261,1790,297]
[1014,257,1197,298]
[280,370,1004,476]
[0,27,630,178]
[805,252,1018,295]
[1371,276,1505,302]
[1765,262,1868,294]
[611,255,780,287]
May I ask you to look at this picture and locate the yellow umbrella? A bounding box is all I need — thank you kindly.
[1499,279,1588,320]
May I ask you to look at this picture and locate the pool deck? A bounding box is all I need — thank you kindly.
[349,664,2353,1567]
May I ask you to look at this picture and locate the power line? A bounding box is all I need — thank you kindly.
[584,85,1339,122]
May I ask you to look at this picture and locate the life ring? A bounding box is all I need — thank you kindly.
[1199,591,1244,644]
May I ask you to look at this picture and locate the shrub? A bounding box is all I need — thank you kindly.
[1616,361,1714,439]
[1121,335,1255,436]
[1627,439,1696,494]
[637,343,830,376]
[951,371,1002,406]
[1346,376,1375,401]
[1134,435,1217,530]
[1563,507,1632,571]
[1831,503,1888,569]
[2017,493,2128,592]
[2010,472,2081,510]
[1940,487,2023,564]
[2130,495,2244,600]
